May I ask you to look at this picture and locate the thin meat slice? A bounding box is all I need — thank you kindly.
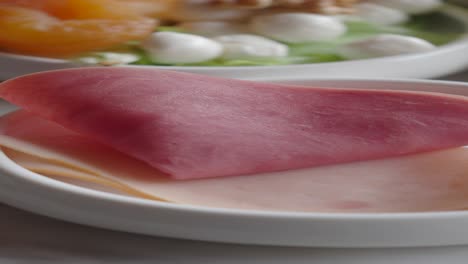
[3,68,468,179]
[3,110,468,213]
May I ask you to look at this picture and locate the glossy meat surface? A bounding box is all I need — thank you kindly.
[3,68,468,179]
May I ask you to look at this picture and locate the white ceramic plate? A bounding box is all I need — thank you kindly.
[3,78,468,248]
[1,5,468,80]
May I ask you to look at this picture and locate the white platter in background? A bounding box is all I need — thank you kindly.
[0,6,468,80]
[2,78,468,248]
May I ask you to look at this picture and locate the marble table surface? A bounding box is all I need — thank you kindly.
[2,70,468,264]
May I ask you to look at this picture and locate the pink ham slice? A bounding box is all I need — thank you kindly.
[3,68,468,179]
[3,110,468,213]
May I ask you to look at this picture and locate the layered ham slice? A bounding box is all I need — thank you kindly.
[3,68,468,179]
[3,110,468,213]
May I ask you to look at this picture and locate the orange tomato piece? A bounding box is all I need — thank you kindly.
[115,0,178,19]
[0,0,48,10]
[0,0,136,19]
[0,0,175,19]
[0,4,157,57]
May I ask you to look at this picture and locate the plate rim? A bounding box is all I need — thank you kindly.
[3,78,468,248]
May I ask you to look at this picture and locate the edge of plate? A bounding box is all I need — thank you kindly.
[2,78,468,247]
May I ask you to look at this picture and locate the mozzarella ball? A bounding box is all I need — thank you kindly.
[179,21,249,37]
[213,34,288,59]
[366,0,442,14]
[354,3,409,26]
[338,34,436,59]
[76,52,139,65]
[250,13,347,43]
[141,32,223,64]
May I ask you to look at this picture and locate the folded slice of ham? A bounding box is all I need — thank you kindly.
[3,68,468,179]
[3,110,468,213]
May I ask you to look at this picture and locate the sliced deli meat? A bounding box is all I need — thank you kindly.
[3,68,468,179]
[3,111,468,213]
